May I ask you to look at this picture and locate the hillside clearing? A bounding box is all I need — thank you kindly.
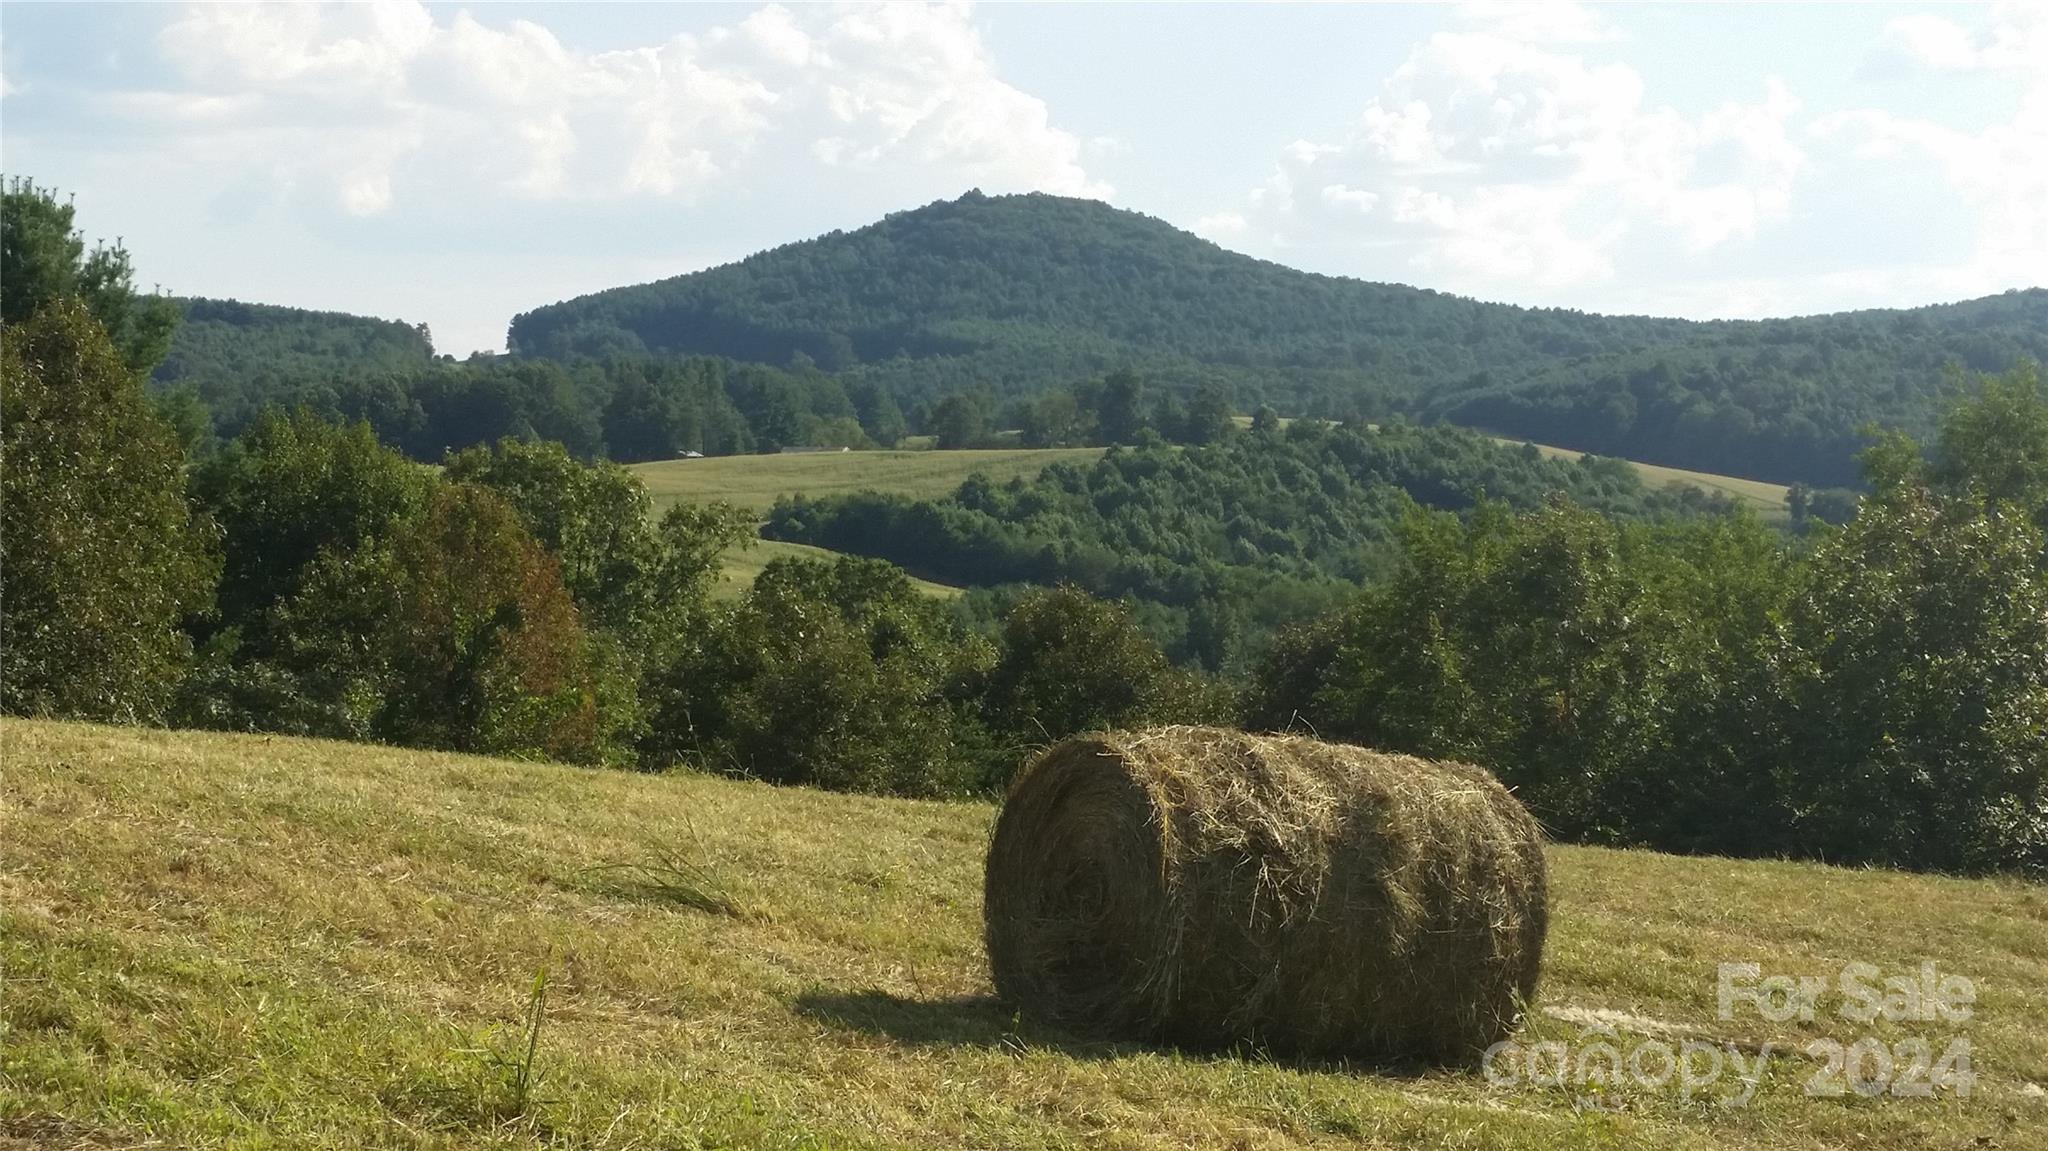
[717,539,962,600]
[3,720,2043,1150]
[627,431,1785,531]
[639,438,1790,597]
[630,448,1104,517]
[1501,440,1792,522]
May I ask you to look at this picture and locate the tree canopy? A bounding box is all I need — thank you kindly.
[509,191,2048,486]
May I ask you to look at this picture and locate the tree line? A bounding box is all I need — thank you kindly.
[508,189,2048,487]
[767,410,1736,667]
[6,178,2044,877]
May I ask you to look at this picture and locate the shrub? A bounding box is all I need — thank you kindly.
[981,586,1180,747]
[1,300,217,721]
[666,556,989,795]
[380,483,640,767]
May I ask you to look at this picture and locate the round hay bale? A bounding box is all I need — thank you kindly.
[983,726,1547,1064]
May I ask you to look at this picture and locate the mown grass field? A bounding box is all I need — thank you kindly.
[633,439,1791,595]
[629,448,1105,517]
[4,719,2043,1150]
[630,438,1786,526]
[1503,441,1792,522]
[715,539,961,600]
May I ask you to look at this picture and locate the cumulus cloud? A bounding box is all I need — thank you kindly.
[1833,6,2047,293]
[1195,1,1806,294]
[136,0,1104,217]
[1875,4,2045,75]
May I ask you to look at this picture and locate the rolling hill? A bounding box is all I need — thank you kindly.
[150,297,439,433]
[510,191,2048,488]
[6,718,2044,1149]
[630,446,1106,517]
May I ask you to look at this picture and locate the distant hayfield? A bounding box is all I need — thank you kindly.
[1503,439,1793,522]
[715,538,961,600]
[630,447,1104,517]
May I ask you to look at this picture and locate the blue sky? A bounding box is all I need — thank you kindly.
[2,2,2041,355]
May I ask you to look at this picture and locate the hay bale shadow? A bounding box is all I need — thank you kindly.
[791,989,1438,1077]
[794,989,1126,1060]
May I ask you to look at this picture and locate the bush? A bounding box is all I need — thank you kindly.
[380,483,641,766]
[666,556,990,795]
[1,300,218,721]
[978,585,1209,785]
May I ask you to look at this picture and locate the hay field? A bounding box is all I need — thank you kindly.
[1497,440,1792,521]
[715,539,961,600]
[629,448,1104,517]
[631,439,1788,596]
[6,719,2044,1150]
[1231,417,1790,520]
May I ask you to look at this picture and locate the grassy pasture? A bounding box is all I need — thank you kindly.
[629,448,1104,517]
[631,438,1790,596]
[716,539,962,600]
[1501,440,1793,522]
[4,719,2043,1150]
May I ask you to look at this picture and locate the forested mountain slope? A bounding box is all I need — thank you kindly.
[766,419,1735,668]
[151,296,437,430]
[509,191,2048,486]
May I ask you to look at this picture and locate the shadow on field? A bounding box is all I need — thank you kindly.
[793,989,1133,1061]
[794,989,1451,1078]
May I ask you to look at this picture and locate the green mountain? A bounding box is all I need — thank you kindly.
[152,297,438,431]
[508,191,2048,486]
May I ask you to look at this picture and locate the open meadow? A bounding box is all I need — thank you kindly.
[634,440,1792,595]
[715,539,963,599]
[1502,441,1793,523]
[629,448,1106,517]
[5,719,2043,1151]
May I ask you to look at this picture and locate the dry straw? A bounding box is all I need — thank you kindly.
[983,726,1548,1064]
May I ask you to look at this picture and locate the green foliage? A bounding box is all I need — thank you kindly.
[1932,360,2048,522]
[927,389,996,449]
[670,556,991,795]
[151,297,436,432]
[181,414,639,764]
[179,411,427,738]
[196,409,429,626]
[1775,475,2048,874]
[1247,371,2048,874]
[2,176,180,377]
[1303,502,1674,840]
[768,419,1730,665]
[0,300,219,722]
[507,191,2048,487]
[1248,501,1795,849]
[380,483,639,766]
[980,586,1186,765]
[445,439,667,634]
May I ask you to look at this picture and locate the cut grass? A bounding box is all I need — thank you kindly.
[4,719,2044,1150]
[714,538,961,599]
[630,448,1104,517]
[1502,440,1793,522]
[642,438,1788,600]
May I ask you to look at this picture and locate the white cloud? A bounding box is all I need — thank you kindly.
[138,0,1104,217]
[1878,4,2045,75]
[1880,14,1984,73]
[1320,183,1378,213]
[1197,3,1805,294]
[1455,0,1618,46]
[1826,3,2048,293]
[1193,211,1248,237]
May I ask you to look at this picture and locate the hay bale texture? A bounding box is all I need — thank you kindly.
[983,726,1547,1064]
